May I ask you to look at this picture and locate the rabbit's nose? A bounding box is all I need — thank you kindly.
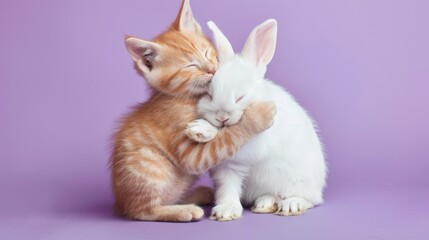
[216,116,230,123]
[216,112,230,123]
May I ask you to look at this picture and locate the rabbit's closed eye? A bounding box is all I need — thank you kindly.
[236,95,245,103]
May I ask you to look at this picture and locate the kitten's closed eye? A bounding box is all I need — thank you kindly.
[205,48,211,59]
[186,63,200,68]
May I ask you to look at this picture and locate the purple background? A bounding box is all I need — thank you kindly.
[1,0,428,239]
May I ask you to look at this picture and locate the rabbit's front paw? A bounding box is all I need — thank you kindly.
[185,119,218,143]
[251,195,279,214]
[209,203,243,222]
[275,197,313,216]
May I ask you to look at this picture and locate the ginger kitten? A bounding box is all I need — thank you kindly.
[111,0,276,222]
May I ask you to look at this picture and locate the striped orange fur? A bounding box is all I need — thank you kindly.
[110,0,276,222]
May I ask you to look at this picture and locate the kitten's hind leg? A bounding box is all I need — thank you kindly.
[251,195,279,214]
[275,196,313,216]
[135,204,204,222]
[179,186,214,206]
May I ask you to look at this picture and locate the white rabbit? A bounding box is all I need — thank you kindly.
[185,19,327,221]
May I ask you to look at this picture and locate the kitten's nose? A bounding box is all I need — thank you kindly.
[206,65,216,75]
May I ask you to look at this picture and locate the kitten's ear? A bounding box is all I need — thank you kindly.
[207,21,234,62]
[241,19,277,66]
[171,0,202,34]
[125,36,162,72]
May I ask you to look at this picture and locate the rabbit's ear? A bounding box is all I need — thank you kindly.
[242,19,277,66]
[207,21,234,62]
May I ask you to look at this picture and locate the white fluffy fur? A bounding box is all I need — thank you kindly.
[186,19,327,221]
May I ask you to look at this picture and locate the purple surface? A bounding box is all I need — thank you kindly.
[1,0,428,239]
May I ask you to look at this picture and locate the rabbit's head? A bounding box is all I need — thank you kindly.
[198,19,277,127]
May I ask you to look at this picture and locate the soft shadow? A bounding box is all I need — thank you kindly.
[51,178,119,220]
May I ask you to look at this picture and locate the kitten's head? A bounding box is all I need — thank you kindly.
[125,0,217,97]
[198,20,278,127]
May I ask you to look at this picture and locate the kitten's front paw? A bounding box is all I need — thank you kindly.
[276,197,313,216]
[209,203,243,222]
[185,119,218,143]
[246,102,277,132]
